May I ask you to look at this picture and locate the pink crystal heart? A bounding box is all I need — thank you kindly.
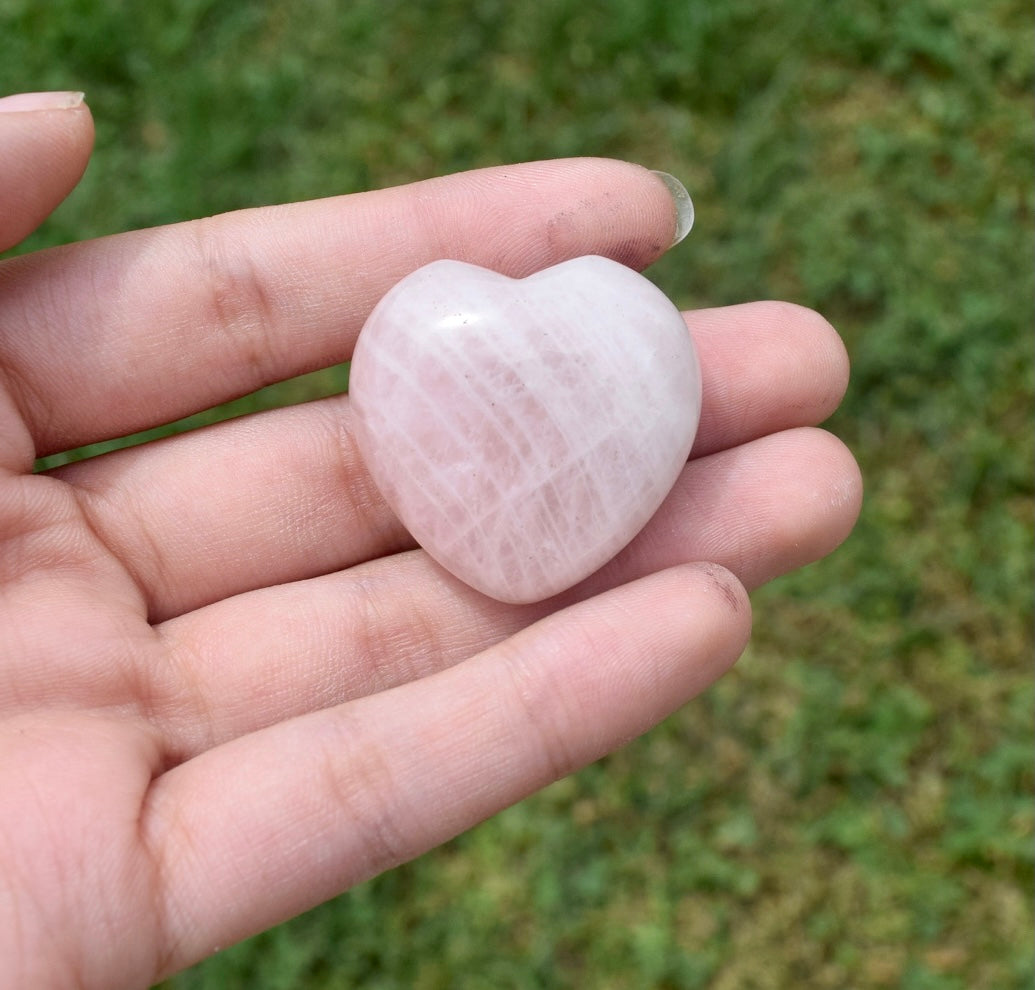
[349,255,702,604]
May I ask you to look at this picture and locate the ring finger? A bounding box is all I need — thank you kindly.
[148,423,860,760]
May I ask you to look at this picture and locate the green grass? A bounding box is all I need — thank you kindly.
[2,0,1032,986]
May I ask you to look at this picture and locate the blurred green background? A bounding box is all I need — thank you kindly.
[2,0,1032,986]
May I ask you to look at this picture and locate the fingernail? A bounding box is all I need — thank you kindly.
[0,91,85,113]
[650,170,694,247]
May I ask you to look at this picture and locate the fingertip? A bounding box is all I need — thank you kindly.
[762,300,852,416]
[0,93,95,252]
[789,302,851,414]
[588,561,752,695]
[691,560,752,620]
[815,429,864,548]
[431,157,690,275]
[682,560,753,665]
[734,427,863,588]
[687,300,854,457]
[588,159,694,268]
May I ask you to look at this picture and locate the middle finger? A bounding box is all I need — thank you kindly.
[55,300,848,620]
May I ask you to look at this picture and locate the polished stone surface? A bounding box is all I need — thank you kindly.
[349,256,701,603]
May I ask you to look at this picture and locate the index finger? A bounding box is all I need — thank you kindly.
[0,158,682,459]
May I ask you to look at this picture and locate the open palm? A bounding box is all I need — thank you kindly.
[0,98,861,989]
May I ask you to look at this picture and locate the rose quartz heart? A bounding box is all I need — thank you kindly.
[349,255,701,604]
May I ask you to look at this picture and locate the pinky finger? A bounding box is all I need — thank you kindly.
[143,562,751,979]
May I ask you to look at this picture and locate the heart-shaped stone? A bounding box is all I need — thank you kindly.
[349,255,701,604]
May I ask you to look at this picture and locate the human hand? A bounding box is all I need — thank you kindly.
[0,94,861,989]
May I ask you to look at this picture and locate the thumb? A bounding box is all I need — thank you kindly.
[0,91,95,253]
